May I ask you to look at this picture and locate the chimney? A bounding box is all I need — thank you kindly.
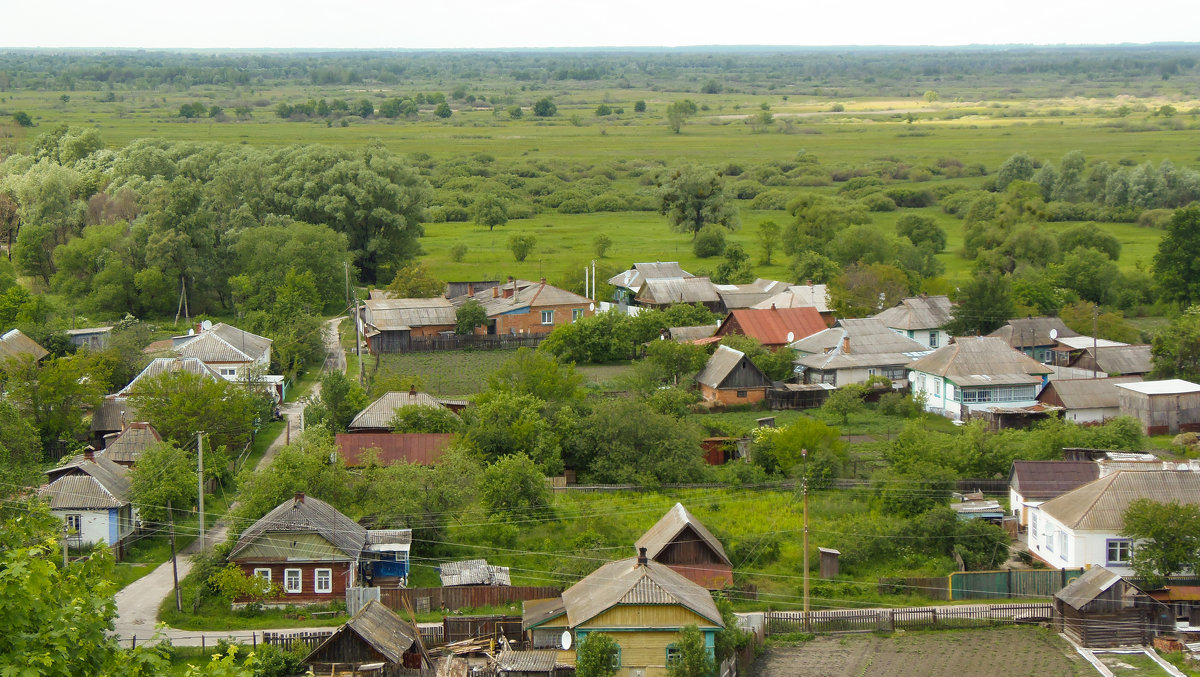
[195,322,203,334]
[771,304,776,310]
[294,492,305,505]
[503,276,514,299]
[637,547,648,566]
[493,286,500,298]
[806,279,813,287]
[842,336,851,354]
[468,283,475,296]
[83,447,95,462]
[540,277,546,284]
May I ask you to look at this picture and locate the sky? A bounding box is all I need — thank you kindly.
[5,0,1200,49]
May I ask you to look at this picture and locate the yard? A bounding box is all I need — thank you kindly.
[752,626,1092,676]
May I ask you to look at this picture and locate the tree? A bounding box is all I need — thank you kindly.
[666,99,698,133]
[207,563,280,607]
[456,299,488,335]
[508,233,536,262]
[667,625,715,677]
[488,348,583,403]
[1122,499,1200,588]
[946,272,1015,336]
[593,233,612,257]
[507,105,523,119]
[658,166,740,239]
[386,262,445,298]
[829,262,910,317]
[1,352,109,450]
[595,104,612,116]
[473,193,509,231]
[752,417,845,479]
[692,225,726,258]
[996,152,1035,191]
[896,214,947,252]
[641,340,709,387]
[1053,246,1119,305]
[562,398,707,484]
[757,220,781,264]
[130,370,269,455]
[463,391,562,472]
[532,98,557,117]
[390,404,463,433]
[576,633,619,677]
[712,243,754,284]
[634,100,647,113]
[12,111,33,127]
[1150,307,1200,382]
[433,102,452,118]
[1155,205,1200,307]
[128,442,198,523]
[1058,223,1120,261]
[790,250,841,285]
[823,384,867,425]
[479,453,551,513]
[233,428,353,521]
[303,371,370,434]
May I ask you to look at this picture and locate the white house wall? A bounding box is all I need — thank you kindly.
[1027,506,1134,576]
[53,508,118,546]
[1061,406,1119,425]
[910,371,961,419]
[891,328,949,351]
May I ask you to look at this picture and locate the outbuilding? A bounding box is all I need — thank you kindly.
[304,599,425,674]
[695,345,771,405]
[1054,566,1172,647]
[1115,379,1200,435]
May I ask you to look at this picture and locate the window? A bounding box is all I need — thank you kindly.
[252,568,271,583]
[65,513,81,534]
[1059,531,1068,560]
[883,366,907,381]
[947,383,956,401]
[1030,513,1038,539]
[934,379,942,397]
[541,310,555,325]
[929,331,939,348]
[284,568,302,594]
[609,644,621,670]
[572,308,583,322]
[220,367,237,377]
[907,330,915,339]
[1107,539,1132,565]
[736,390,748,398]
[1046,529,1055,553]
[666,645,681,666]
[961,385,1038,404]
[867,368,876,376]
[315,568,332,593]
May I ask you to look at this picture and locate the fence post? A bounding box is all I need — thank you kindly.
[252,632,256,650]
[201,636,205,654]
[131,635,136,650]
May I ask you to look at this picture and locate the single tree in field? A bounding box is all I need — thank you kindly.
[666,99,698,133]
[532,98,557,117]
[473,194,509,231]
[822,384,867,425]
[757,220,781,264]
[1122,498,1200,588]
[658,166,739,239]
[1154,205,1200,307]
[508,234,536,262]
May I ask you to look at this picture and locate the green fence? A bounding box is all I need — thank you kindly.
[949,568,1085,600]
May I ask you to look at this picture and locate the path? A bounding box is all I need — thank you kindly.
[112,316,349,647]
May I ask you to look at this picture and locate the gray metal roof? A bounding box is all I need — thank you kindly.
[365,529,413,554]
[608,263,694,292]
[791,319,932,371]
[906,337,1051,387]
[451,280,591,317]
[872,296,954,331]
[440,559,511,586]
[175,323,271,363]
[348,391,449,430]
[522,597,567,630]
[40,454,131,508]
[666,325,719,342]
[1054,566,1123,610]
[90,397,138,433]
[560,557,724,629]
[635,503,732,566]
[364,297,457,331]
[307,599,417,664]
[638,277,720,305]
[0,328,48,362]
[497,650,559,673]
[713,279,788,310]
[229,493,367,560]
[118,357,225,396]
[695,345,768,390]
[100,422,162,463]
[1038,471,1200,530]
[989,317,1080,348]
[1082,345,1153,375]
[1009,461,1100,501]
[1039,377,1140,411]
[750,284,831,313]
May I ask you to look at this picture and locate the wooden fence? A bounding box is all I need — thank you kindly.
[765,602,1052,635]
[262,630,333,652]
[880,568,1084,601]
[375,585,562,614]
[400,334,546,353]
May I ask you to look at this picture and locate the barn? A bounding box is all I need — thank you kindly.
[1053,566,1172,647]
[304,599,425,674]
[635,502,733,589]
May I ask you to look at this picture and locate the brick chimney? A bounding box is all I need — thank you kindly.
[637,546,648,566]
[83,447,95,462]
[493,286,500,298]
[294,492,305,505]
[842,336,851,354]
[503,276,514,299]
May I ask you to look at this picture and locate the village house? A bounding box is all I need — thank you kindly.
[750,281,833,324]
[988,317,1079,363]
[871,294,954,350]
[303,599,425,673]
[636,503,734,589]
[1068,344,1153,377]
[660,325,719,344]
[907,336,1052,421]
[117,356,226,396]
[38,449,136,559]
[1115,379,1200,435]
[695,345,772,405]
[65,326,112,351]
[98,421,162,467]
[173,320,272,377]
[1008,460,1099,528]
[522,549,725,677]
[791,318,932,388]
[0,328,48,363]
[347,388,466,433]
[1036,376,1142,424]
[636,277,723,314]
[1027,470,1200,574]
[452,278,593,335]
[1054,566,1173,648]
[607,262,694,306]
[361,296,457,353]
[1044,334,1129,367]
[712,306,827,348]
[712,278,789,310]
[89,396,138,447]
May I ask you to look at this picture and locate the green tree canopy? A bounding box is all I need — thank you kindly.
[385,262,445,298]
[667,625,715,677]
[1155,205,1200,307]
[658,166,740,239]
[1150,307,1200,382]
[946,272,1015,336]
[576,633,619,677]
[456,299,488,335]
[389,404,463,434]
[128,442,199,523]
[303,371,370,434]
[473,193,509,231]
[479,453,551,514]
[1122,499,1200,588]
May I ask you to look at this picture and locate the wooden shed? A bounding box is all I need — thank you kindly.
[695,345,772,406]
[304,599,425,675]
[1053,566,1172,647]
[635,503,734,589]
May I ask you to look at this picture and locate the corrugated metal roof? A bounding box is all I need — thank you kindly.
[721,307,827,346]
[1038,471,1200,530]
[335,433,455,466]
[90,397,139,434]
[1009,461,1100,501]
[440,559,511,586]
[713,279,787,310]
[118,357,225,395]
[791,319,931,371]
[638,277,720,306]
[907,337,1051,387]
[750,284,830,313]
[1082,345,1153,375]
[608,263,694,292]
[100,423,162,463]
[497,650,559,673]
[229,494,366,560]
[1115,379,1200,396]
[364,297,457,331]
[989,317,1080,348]
[208,323,272,361]
[1055,336,1129,350]
[872,295,954,331]
[695,345,768,390]
[666,325,718,342]
[635,503,732,566]
[349,391,449,430]
[0,328,48,362]
[1038,377,1140,410]
[522,597,567,630]
[451,280,591,317]
[1054,566,1123,610]
[175,323,272,363]
[366,529,413,547]
[41,454,131,508]
[560,557,724,629]
[307,599,417,664]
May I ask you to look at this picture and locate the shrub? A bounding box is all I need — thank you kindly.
[861,193,897,212]
[449,243,468,262]
[883,187,934,208]
[693,226,727,258]
[593,233,612,258]
[508,234,536,261]
[749,189,791,210]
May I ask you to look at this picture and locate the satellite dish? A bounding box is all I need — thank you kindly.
[1049,328,1058,340]
[589,302,595,312]
[786,331,795,343]
[201,319,213,331]
[561,631,573,650]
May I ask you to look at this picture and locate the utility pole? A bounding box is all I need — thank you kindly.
[802,447,810,630]
[343,261,351,312]
[1092,304,1099,379]
[168,500,181,612]
[197,431,205,555]
[356,295,365,386]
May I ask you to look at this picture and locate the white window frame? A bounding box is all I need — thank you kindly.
[1106,539,1132,565]
[220,367,237,377]
[284,568,302,594]
[1030,513,1038,539]
[252,568,271,583]
[934,379,942,397]
[571,308,583,322]
[541,310,554,325]
[314,568,333,594]
[66,513,82,534]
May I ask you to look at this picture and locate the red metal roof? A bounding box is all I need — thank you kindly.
[335,433,455,467]
[720,307,827,346]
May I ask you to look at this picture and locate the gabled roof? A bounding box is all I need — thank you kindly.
[335,433,455,466]
[1115,379,1200,396]
[638,277,720,306]
[363,297,457,331]
[175,323,271,363]
[1038,470,1200,531]
[522,597,568,630]
[750,284,831,313]
[720,307,827,346]
[872,295,954,331]
[452,280,590,317]
[306,600,417,665]
[1038,377,1141,410]
[561,557,724,629]
[348,391,452,430]
[1009,460,1100,501]
[1054,336,1129,350]
[608,262,694,292]
[635,503,732,566]
[906,336,1051,387]
[90,396,138,433]
[989,317,1079,348]
[118,357,225,395]
[695,345,769,390]
[0,328,48,362]
[665,325,719,343]
[1054,566,1125,610]
[713,279,789,310]
[40,454,131,509]
[1076,345,1153,375]
[101,422,162,464]
[791,318,931,371]
[229,493,366,560]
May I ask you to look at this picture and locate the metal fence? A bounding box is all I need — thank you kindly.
[879,568,1085,601]
[765,602,1053,635]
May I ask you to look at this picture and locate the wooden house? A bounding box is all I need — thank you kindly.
[304,599,425,674]
[361,297,457,354]
[451,278,593,336]
[636,277,722,314]
[38,449,137,558]
[1069,345,1153,377]
[635,503,733,589]
[347,387,466,433]
[1115,379,1200,435]
[695,345,771,406]
[522,550,724,677]
[989,317,1080,363]
[712,306,827,348]
[1054,566,1172,647]
[608,262,694,307]
[99,421,162,467]
[791,318,932,388]
[89,396,137,448]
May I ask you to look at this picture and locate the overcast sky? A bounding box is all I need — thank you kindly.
[5,0,1199,49]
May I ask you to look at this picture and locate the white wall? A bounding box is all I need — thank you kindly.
[1062,406,1119,424]
[54,509,113,546]
[1027,506,1133,575]
[890,327,948,350]
[911,371,961,419]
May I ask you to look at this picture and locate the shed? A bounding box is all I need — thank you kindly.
[304,599,424,673]
[361,297,457,353]
[635,502,734,589]
[1037,376,1142,424]
[440,559,511,587]
[65,326,112,351]
[1116,379,1200,435]
[1054,566,1172,647]
[695,345,772,406]
[1070,345,1153,377]
[496,649,568,677]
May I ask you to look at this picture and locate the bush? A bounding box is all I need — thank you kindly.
[877,392,922,418]
[883,187,934,208]
[593,233,612,258]
[508,234,536,261]
[731,180,765,199]
[693,226,727,258]
[449,243,468,262]
[861,193,897,212]
[749,189,791,210]
[558,198,590,214]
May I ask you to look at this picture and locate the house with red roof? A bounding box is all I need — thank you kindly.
[712,306,827,348]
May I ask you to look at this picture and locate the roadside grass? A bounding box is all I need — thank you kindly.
[239,420,285,473]
[159,598,348,632]
[111,562,158,589]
